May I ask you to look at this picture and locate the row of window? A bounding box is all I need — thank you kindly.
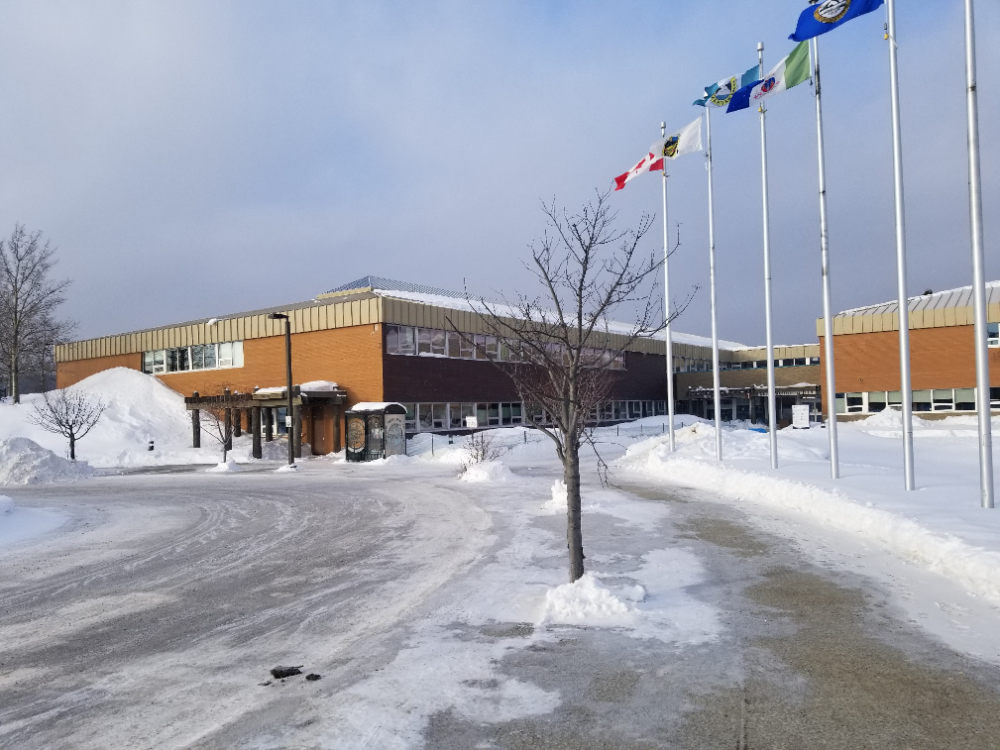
[386,325,626,370]
[142,341,245,375]
[402,400,668,432]
[676,356,821,373]
[835,387,1000,414]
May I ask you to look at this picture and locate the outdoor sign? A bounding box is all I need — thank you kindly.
[465,416,478,429]
[792,404,811,429]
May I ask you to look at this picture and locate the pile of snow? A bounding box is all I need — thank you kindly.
[459,460,513,483]
[537,574,639,628]
[0,368,209,468]
[275,463,299,473]
[205,459,243,474]
[618,435,1000,608]
[540,479,567,512]
[851,409,980,439]
[0,438,94,485]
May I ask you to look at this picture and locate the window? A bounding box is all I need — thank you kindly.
[912,389,932,412]
[955,388,975,411]
[447,331,462,359]
[485,336,498,361]
[432,403,446,429]
[191,344,205,370]
[991,387,1000,408]
[808,357,821,365]
[418,404,434,430]
[431,330,446,356]
[488,403,500,425]
[868,392,887,413]
[417,328,432,355]
[403,403,416,430]
[932,389,954,411]
[888,390,902,406]
[835,393,847,414]
[755,360,767,369]
[399,326,416,355]
[386,325,400,354]
[846,393,864,413]
[794,358,807,366]
[218,342,233,367]
[989,323,1000,348]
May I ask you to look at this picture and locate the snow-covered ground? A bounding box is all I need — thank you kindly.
[6,407,1000,745]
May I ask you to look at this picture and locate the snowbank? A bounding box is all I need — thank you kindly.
[618,434,1000,609]
[460,460,513,483]
[0,438,94,485]
[0,369,211,468]
[205,460,243,474]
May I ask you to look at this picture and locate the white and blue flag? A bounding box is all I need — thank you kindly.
[790,0,884,42]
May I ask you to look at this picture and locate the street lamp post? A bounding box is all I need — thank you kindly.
[268,313,295,466]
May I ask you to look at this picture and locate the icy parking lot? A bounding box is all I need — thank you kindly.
[7,412,1000,746]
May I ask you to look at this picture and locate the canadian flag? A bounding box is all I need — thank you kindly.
[613,152,663,191]
[612,116,703,191]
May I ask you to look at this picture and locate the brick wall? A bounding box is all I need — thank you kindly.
[56,353,142,388]
[820,325,1000,410]
[56,325,385,407]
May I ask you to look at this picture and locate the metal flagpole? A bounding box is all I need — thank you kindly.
[705,107,723,460]
[811,37,840,479]
[662,122,677,452]
[758,42,778,469]
[886,0,915,491]
[964,0,994,508]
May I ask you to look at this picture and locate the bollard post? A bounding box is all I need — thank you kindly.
[431,434,434,456]
[148,440,154,452]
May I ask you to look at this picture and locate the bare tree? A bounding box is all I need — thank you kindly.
[460,191,691,582]
[28,390,105,460]
[17,315,77,394]
[461,430,506,473]
[199,404,237,463]
[0,225,72,402]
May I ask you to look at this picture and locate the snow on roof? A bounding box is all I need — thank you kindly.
[836,279,1000,318]
[298,380,340,391]
[325,276,467,299]
[372,288,749,351]
[347,402,405,412]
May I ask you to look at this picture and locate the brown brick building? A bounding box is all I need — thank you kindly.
[819,282,1000,417]
[55,276,695,453]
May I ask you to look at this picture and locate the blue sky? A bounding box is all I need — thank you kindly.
[1,1,997,345]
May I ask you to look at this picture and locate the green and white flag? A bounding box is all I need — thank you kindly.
[727,42,811,112]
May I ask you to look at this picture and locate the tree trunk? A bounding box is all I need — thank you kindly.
[10,350,19,404]
[69,433,75,460]
[564,445,585,582]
